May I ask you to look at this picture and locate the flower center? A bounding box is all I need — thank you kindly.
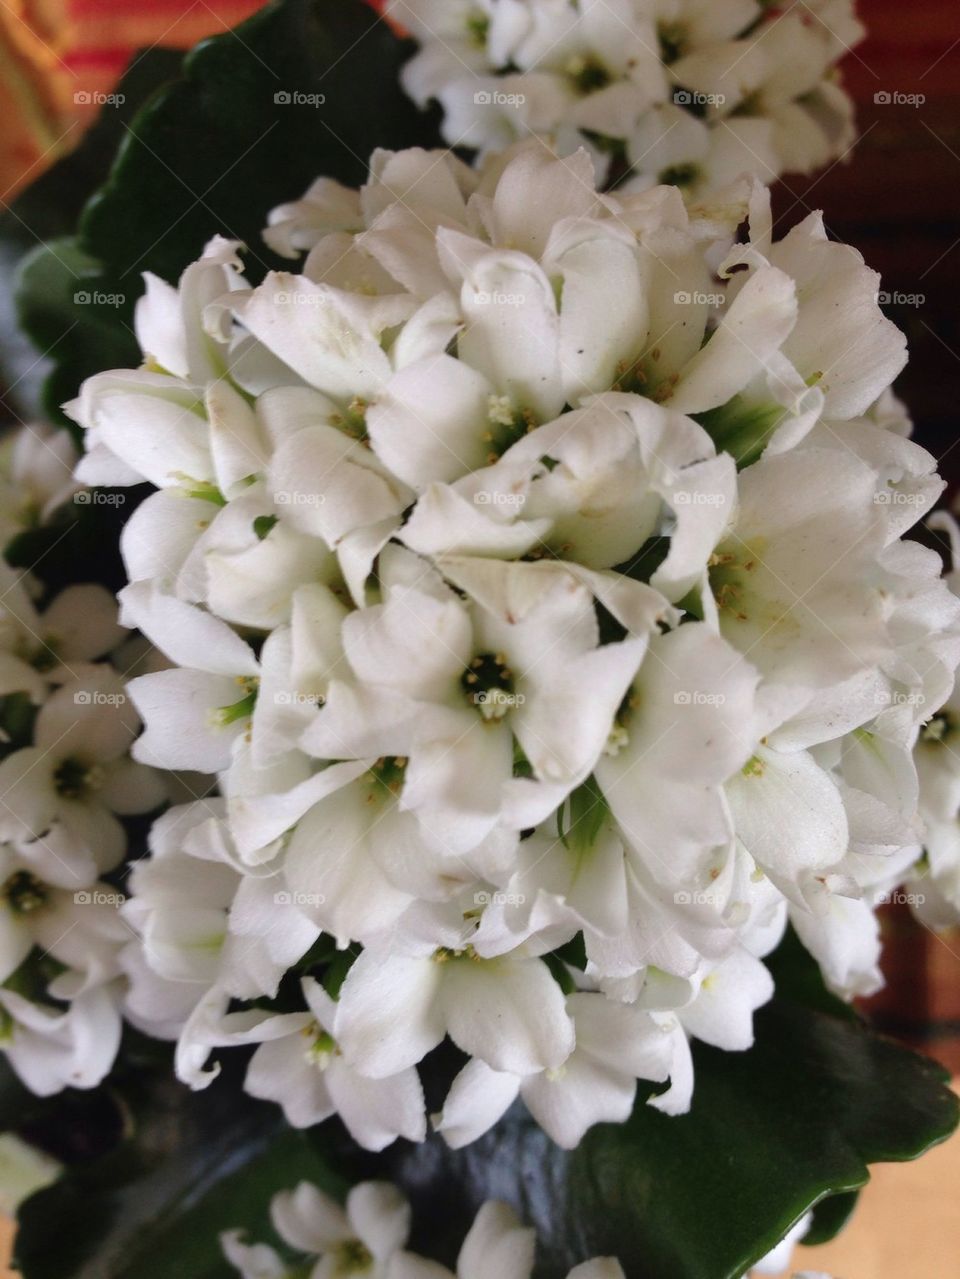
[923,713,959,744]
[433,944,480,963]
[484,397,537,463]
[367,756,407,800]
[303,1025,338,1069]
[658,21,688,63]
[2,871,47,915]
[333,1239,373,1275]
[462,653,517,720]
[54,758,104,798]
[28,633,61,672]
[567,54,611,94]
[605,686,638,755]
[330,397,369,444]
[659,163,701,190]
[708,548,763,624]
[213,676,260,728]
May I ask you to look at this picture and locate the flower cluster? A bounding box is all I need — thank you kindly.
[220,1177,808,1279]
[906,511,960,929]
[390,0,863,195]
[0,428,167,1095]
[70,141,960,1151]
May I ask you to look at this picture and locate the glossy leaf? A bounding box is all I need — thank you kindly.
[11,0,441,420]
[13,973,958,1279]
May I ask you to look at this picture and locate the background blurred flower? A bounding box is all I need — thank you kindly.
[0,0,267,199]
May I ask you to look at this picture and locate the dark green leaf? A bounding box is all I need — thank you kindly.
[0,50,183,423]
[15,978,957,1279]
[351,999,956,1279]
[14,238,139,429]
[803,1189,859,1247]
[14,1060,345,1279]
[11,0,442,421]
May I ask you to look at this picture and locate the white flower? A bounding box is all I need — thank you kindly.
[390,0,863,193]
[234,979,425,1150]
[77,139,957,1144]
[0,425,79,545]
[120,585,261,773]
[0,668,164,873]
[222,1181,625,1279]
[223,1180,415,1279]
[0,984,122,1096]
[434,992,674,1149]
[335,940,575,1080]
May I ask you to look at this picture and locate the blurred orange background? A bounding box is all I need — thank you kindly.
[0,0,266,201]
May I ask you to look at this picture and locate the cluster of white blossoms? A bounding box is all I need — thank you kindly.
[907,511,960,929]
[223,1181,625,1279]
[219,1178,811,1279]
[389,0,863,196]
[69,140,960,1151]
[0,424,80,548]
[0,428,168,1095]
